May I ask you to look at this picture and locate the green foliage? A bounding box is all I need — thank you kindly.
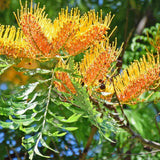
[0,56,14,75]
[124,23,160,66]
[0,1,160,159]
[0,58,118,159]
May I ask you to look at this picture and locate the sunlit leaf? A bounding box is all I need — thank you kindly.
[40,137,58,153]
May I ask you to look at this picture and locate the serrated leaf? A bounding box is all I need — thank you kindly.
[11,101,26,110]
[59,113,82,123]
[22,134,39,144]
[40,138,58,153]
[28,149,34,160]
[22,142,34,150]
[48,109,55,116]
[17,82,39,100]
[0,107,13,116]
[54,115,65,121]
[55,101,84,114]
[10,117,34,126]
[22,68,52,75]
[43,130,66,137]
[15,102,38,115]
[63,127,78,131]
[0,121,19,129]
[34,144,50,159]
[16,112,37,119]
[46,118,62,127]
[20,124,41,134]
[53,132,67,137]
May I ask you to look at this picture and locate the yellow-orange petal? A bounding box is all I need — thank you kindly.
[114,53,160,103]
[80,40,122,87]
[14,0,54,59]
[51,20,78,54]
[54,60,76,94]
[51,8,114,56]
[64,25,107,56]
[20,13,52,57]
[0,25,34,58]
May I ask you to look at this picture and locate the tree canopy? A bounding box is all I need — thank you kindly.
[0,0,160,160]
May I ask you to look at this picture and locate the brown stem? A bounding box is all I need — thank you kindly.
[101,95,160,150]
[108,107,160,149]
[23,152,27,160]
[11,146,21,160]
[51,139,63,160]
[54,86,160,150]
[112,79,130,126]
[121,125,160,149]
[5,147,12,160]
[79,126,98,160]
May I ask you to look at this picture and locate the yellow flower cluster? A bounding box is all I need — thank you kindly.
[54,60,76,94]
[0,0,159,104]
[0,0,113,60]
[113,53,159,103]
[0,25,33,58]
[80,40,122,87]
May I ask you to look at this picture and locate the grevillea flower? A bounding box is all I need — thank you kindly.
[59,9,113,56]
[12,0,114,59]
[113,53,160,104]
[14,0,53,59]
[54,60,76,94]
[79,40,122,88]
[0,25,34,58]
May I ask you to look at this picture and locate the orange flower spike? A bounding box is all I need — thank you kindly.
[21,14,52,55]
[54,60,76,94]
[51,8,113,56]
[64,11,113,56]
[51,7,80,55]
[14,0,53,58]
[0,25,33,58]
[51,20,78,54]
[114,53,160,103]
[80,40,122,87]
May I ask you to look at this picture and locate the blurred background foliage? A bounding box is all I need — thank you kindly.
[0,0,160,159]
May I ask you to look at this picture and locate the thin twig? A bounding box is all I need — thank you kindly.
[121,125,160,149]
[101,97,160,149]
[112,80,130,126]
[51,139,63,160]
[10,146,21,160]
[5,147,12,160]
[23,152,27,160]
[117,149,160,156]
[79,126,98,160]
